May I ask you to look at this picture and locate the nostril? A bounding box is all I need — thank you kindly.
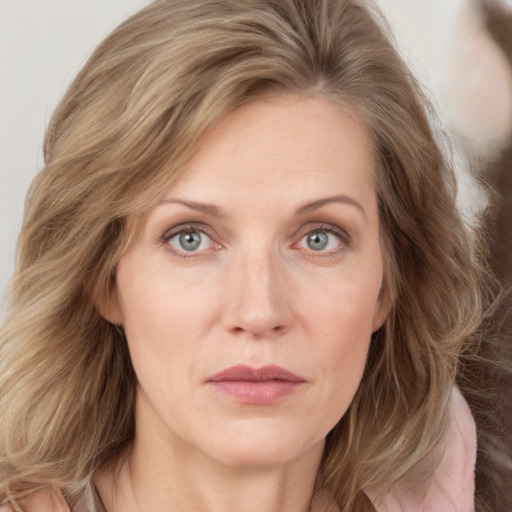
[228,323,287,338]
[222,277,292,337]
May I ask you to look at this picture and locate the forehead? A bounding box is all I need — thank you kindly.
[164,94,377,208]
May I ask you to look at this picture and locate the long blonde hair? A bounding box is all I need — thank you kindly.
[0,0,491,509]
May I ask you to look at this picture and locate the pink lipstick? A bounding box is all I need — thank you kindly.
[207,365,306,405]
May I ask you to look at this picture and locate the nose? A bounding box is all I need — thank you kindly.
[222,248,293,339]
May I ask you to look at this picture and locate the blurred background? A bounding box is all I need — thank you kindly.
[1,0,511,299]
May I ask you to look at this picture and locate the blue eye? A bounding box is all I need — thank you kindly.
[167,229,212,252]
[306,232,329,250]
[298,228,344,252]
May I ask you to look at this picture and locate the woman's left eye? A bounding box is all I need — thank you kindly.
[166,229,214,253]
[296,228,346,252]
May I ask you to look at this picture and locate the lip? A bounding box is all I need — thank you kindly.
[207,365,306,405]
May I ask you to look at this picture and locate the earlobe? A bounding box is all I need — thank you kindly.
[95,284,124,326]
[372,292,391,333]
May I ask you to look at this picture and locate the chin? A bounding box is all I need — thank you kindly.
[200,421,324,469]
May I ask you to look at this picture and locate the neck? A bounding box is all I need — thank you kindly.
[95,394,327,512]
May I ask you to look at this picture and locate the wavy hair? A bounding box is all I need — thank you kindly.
[0,0,496,510]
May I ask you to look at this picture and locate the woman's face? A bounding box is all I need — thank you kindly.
[108,94,388,469]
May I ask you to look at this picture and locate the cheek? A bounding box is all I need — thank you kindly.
[117,253,218,343]
[114,259,220,398]
[303,277,381,419]
[320,304,373,390]
[304,267,382,350]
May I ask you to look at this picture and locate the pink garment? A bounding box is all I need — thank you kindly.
[0,388,476,512]
[366,387,477,512]
[0,487,70,512]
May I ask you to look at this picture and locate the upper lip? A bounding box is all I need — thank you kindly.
[208,365,306,383]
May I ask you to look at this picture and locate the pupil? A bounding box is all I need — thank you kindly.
[308,232,328,250]
[179,231,201,251]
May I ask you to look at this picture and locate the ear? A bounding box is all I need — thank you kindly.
[95,282,124,326]
[372,288,391,333]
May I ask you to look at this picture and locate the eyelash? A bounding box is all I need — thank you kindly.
[293,224,351,256]
[159,222,351,258]
[160,223,218,259]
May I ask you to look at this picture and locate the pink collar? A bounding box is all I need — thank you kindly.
[365,386,476,512]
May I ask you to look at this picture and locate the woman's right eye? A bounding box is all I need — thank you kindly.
[165,228,215,254]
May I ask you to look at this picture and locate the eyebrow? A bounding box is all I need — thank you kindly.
[158,194,366,219]
[158,198,222,217]
[295,195,367,219]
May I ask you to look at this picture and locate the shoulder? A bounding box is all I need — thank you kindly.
[0,488,70,512]
[368,386,477,512]
[420,386,476,511]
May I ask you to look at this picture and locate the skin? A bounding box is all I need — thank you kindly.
[96,94,388,512]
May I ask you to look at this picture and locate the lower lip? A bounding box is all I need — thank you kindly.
[209,380,304,405]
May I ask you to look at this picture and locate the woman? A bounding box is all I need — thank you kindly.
[0,0,504,510]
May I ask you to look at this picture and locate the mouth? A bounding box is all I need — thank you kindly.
[207,365,306,405]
